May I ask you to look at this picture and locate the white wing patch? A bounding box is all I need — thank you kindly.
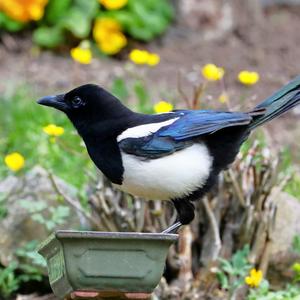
[114,144,213,200]
[117,118,179,142]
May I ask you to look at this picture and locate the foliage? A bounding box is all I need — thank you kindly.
[0,193,8,220]
[280,148,300,198]
[0,0,174,52]
[111,77,154,113]
[245,236,300,299]
[0,262,20,298]
[284,173,300,199]
[0,241,45,298]
[98,0,174,42]
[247,283,300,300]
[216,245,252,294]
[19,199,70,231]
[292,235,300,254]
[0,87,92,188]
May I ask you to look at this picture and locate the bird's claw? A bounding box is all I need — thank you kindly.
[162,221,182,234]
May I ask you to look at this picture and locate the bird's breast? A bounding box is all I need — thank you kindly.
[114,143,213,200]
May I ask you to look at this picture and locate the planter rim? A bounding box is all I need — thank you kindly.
[54,230,178,241]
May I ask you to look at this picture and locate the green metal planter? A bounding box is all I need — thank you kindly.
[38,230,178,299]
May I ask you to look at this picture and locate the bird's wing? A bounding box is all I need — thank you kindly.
[118,110,252,159]
[158,110,252,140]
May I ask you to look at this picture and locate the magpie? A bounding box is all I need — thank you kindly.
[37,76,300,233]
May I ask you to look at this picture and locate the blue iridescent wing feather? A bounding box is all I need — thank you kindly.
[158,110,251,141]
[118,110,252,158]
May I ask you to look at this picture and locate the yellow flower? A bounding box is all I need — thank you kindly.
[93,18,122,41]
[238,71,260,85]
[154,101,174,113]
[129,49,150,64]
[71,42,92,64]
[245,268,263,288]
[218,92,229,104]
[129,49,160,66]
[28,3,44,20]
[100,0,128,10]
[43,124,65,137]
[93,18,127,55]
[147,53,160,66]
[4,152,25,172]
[98,31,127,55]
[202,64,224,81]
[0,0,48,22]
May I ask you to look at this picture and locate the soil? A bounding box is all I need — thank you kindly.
[0,5,299,160]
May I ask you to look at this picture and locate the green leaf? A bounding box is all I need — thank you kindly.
[45,220,56,230]
[45,0,72,24]
[31,213,46,224]
[6,19,25,32]
[157,0,175,20]
[293,235,300,254]
[61,8,91,38]
[51,205,70,224]
[19,200,47,213]
[0,13,24,32]
[142,14,168,35]
[134,80,151,112]
[0,192,8,219]
[33,26,65,48]
[111,78,129,102]
[74,0,99,19]
[232,245,250,271]
[0,262,20,297]
[128,23,154,41]
[0,12,6,27]
[105,11,135,30]
[216,271,229,289]
[127,0,171,38]
[219,258,234,275]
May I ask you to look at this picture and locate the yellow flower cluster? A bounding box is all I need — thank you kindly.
[245,268,263,288]
[129,49,160,66]
[4,152,25,172]
[154,101,173,113]
[99,0,128,10]
[43,124,65,137]
[0,0,48,22]
[238,71,260,85]
[202,64,224,81]
[71,42,92,64]
[93,18,127,55]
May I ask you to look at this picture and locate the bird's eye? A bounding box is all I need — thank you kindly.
[72,96,84,108]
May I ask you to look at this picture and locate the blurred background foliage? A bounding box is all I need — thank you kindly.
[1,1,300,300]
[0,0,174,50]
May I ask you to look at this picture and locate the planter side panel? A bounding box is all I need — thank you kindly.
[62,238,172,293]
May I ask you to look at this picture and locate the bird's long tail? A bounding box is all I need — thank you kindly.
[248,75,300,130]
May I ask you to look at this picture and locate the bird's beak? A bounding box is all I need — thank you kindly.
[37,94,68,112]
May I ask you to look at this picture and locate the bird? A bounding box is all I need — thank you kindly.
[37,76,300,233]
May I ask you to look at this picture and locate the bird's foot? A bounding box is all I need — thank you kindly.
[162,221,182,234]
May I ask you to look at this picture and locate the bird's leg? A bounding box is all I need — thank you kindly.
[162,198,195,234]
[162,221,182,234]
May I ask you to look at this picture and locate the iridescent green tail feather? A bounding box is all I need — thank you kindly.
[249,75,300,130]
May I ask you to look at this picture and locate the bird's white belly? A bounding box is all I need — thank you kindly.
[114,144,213,200]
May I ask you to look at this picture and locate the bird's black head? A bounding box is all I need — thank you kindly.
[37,84,132,134]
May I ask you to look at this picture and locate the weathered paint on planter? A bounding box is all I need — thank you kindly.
[38,230,178,299]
